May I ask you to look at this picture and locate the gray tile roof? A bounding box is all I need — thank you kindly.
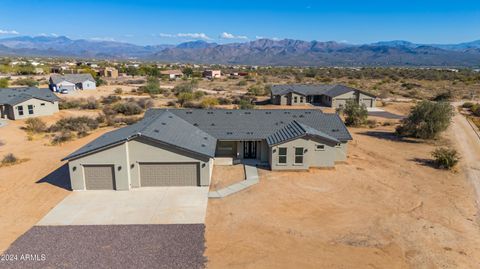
[64,108,352,161]
[50,74,95,84]
[271,84,375,98]
[63,111,217,161]
[0,87,60,106]
[266,120,340,146]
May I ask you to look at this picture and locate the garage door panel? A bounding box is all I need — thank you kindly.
[140,163,199,187]
[84,165,115,190]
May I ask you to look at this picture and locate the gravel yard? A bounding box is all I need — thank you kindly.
[1,224,206,269]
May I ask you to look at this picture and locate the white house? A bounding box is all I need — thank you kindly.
[49,74,96,92]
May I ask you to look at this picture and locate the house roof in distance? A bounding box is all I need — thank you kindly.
[0,87,60,105]
[271,84,376,98]
[50,73,95,84]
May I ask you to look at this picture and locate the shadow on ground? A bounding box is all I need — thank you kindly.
[410,158,437,169]
[36,163,71,190]
[357,131,421,144]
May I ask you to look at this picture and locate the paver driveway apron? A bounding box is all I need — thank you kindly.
[37,187,209,225]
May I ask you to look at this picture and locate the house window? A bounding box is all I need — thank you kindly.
[300,96,304,102]
[17,105,24,116]
[295,147,304,164]
[278,147,287,164]
[315,144,325,151]
[335,143,342,148]
[294,96,298,103]
[40,103,45,106]
[28,105,34,114]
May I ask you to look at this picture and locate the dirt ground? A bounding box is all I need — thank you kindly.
[205,117,480,268]
[210,165,245,191]
[0,114,112,253]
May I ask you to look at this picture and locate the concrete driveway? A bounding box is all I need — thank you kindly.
[37,187,209,225]
[0,119,7,128]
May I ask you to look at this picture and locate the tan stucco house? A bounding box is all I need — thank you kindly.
[0,87,60,120]
[63,109,352,191]
[271,84,377,108]
[49,74,96,92]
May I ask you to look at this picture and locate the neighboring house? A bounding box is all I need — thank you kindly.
[271,84,377,108]
[49,74,96,92]
[160,70,183,80]
[0,87,60,120]
[203,70,221,79]
[63,109,352,191]
[102,67,119,78]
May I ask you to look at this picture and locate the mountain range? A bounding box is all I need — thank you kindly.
[0,36,480,67]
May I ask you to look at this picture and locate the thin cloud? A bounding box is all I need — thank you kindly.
[219,32,248,40]
[256,36,281,41]
[90,37,116,42]
[156,32,211,40]
[0,29,19,35]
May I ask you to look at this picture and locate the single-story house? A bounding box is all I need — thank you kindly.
[49,74,96,92]
[271,84,377,108]
[101,67,119,79]
[160,70,183,80]
[0,87,60,120]
[203,70,221,79]
[63,109,352,191]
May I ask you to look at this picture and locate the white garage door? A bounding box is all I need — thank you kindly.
[84,165,116,190]
[139,163,199,187]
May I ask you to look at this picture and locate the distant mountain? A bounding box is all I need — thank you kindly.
[0,35,480,67]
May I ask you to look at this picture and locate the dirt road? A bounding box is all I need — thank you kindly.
[450,112,480,211]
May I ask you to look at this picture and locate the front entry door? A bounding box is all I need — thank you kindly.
[243,141,257,159]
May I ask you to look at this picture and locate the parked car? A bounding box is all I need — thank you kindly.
[60,89,69,94]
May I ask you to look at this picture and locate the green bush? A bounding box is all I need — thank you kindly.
[81,97,100,110]
[114,88,123,95]
[200,97,219,108]
[112,102,143,115]
[51,131,74,145]
[15,77,38,87]
[49,117,100,133]
[462,102,475,109]
[0,78,9,88]
[173,82,196,94]
[396,101,453,139]
[101,95,122,105]
[177,92,194,107]
[25,118,47,133]
[2,153,17,164]
[59,99,82,110]
[431,148,459,170]
[138,76,161,94]
[343,100,368,127]
[237,80,247,86]
[238,99,254,109]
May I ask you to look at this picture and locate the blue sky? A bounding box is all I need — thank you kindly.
[0,0,479,45]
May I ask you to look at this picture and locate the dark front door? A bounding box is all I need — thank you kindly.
[243,141,257,159]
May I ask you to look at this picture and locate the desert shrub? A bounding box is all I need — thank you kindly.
[51,131,74,145]
[136,98,154,109]
[59,99,82,110]
[177,92,194,106]
[396,101,453,139]
[14,77,38,87]
[81,97,100,110]
[431,148,459,170]
[49,116,100,133]
[238,99,254,109]
[173,81,197,94]
[462,102,475,109]
[247,84,270,96]
[2,153,17,164]
[193,91,204,100]
[112,102,143,115]
[183,101,202,108]
[366,119,377,128]
[432,90,453,102]
[138,76,161,95]
[114,87,123,95]
[0,78,8,88]
[200,97,219,108]
[218,97,232,105]
[25,118,46,133]
[343,100,368,127]
[237,80,247,86]
[471,104,480,117]
[101,95,122,105]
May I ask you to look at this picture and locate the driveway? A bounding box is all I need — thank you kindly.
[2,224,206,269]
[37,187,209,225]
[0,119,7,128]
